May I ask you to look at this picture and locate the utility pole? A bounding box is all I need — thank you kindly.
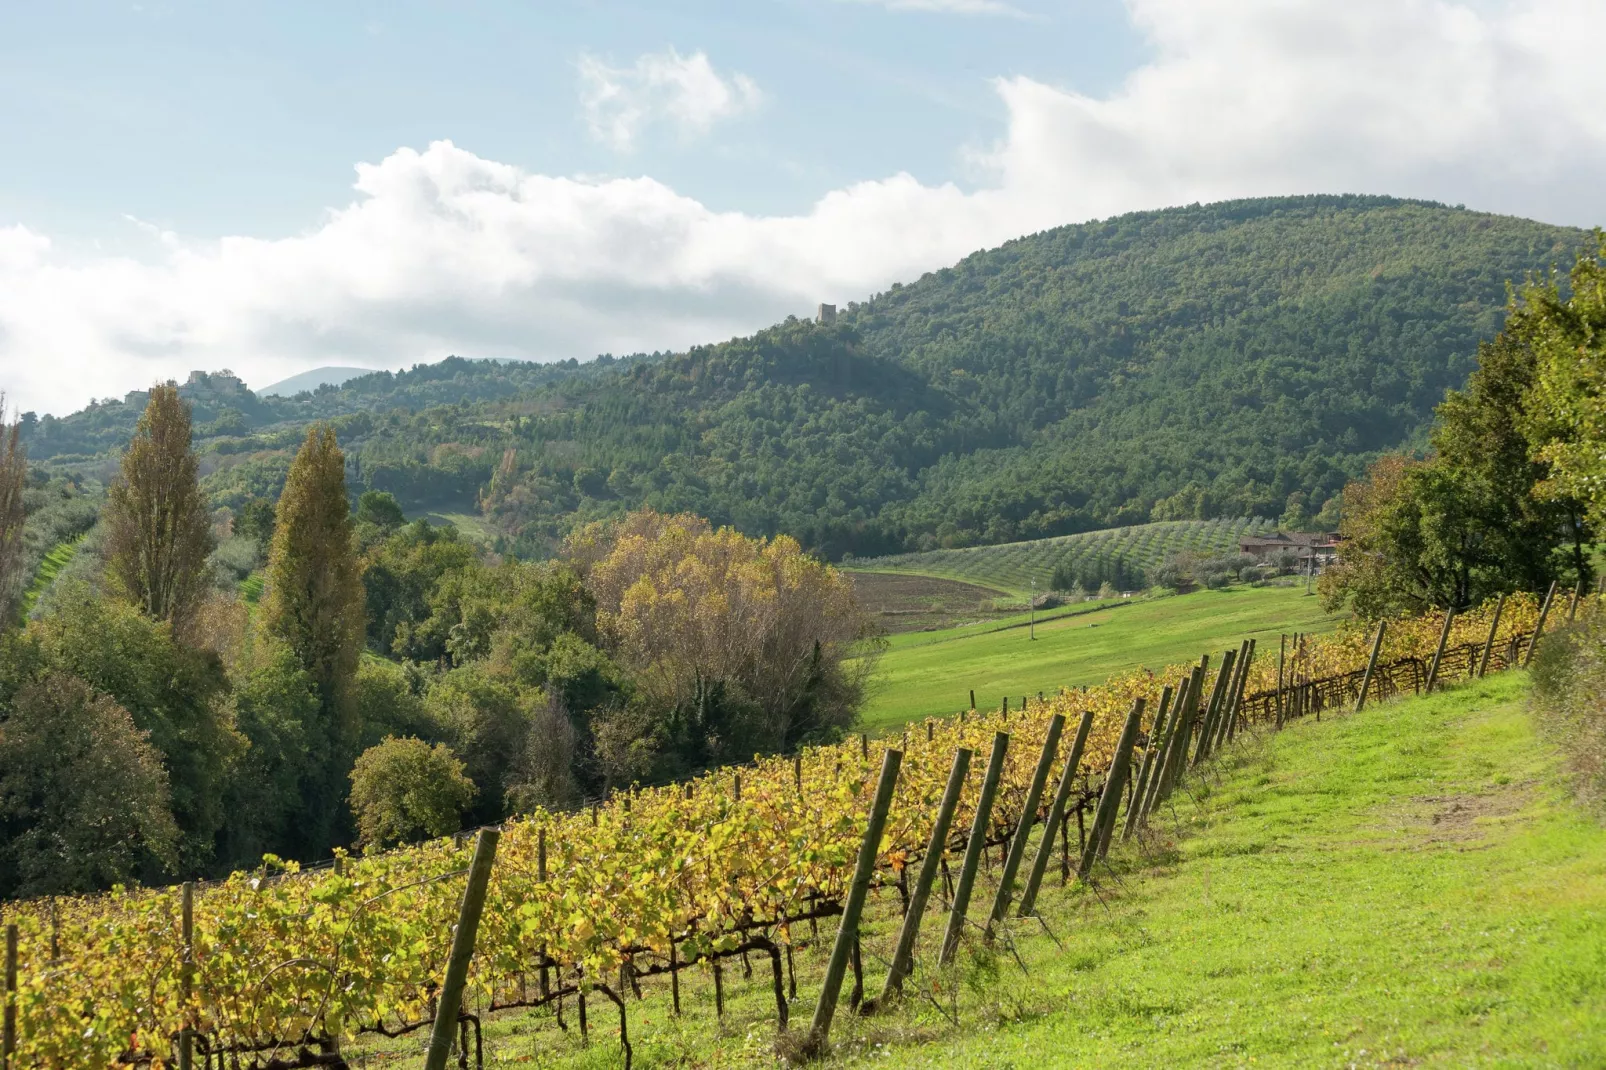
[1030,577,1036,641]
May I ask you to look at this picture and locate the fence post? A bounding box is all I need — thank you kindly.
[1425,608,1455,694]
[808,749,902,1051]
[2,924,14,1070]
[178,881,194,1070]
[1138,675,1192,823]
[940,732,1009,965]
[1568,582,1582,623]
[1122,686,1174,841]
[1477,595,1506,678]
[1192,650,1236,766]
[1276,633,1287,726]
[424,829,501,1070]
[1158,666,1204,800]
[1523,581,1558,668]
[986,714,1065,934]
[879,747,971,1000]
[1219,639,1254,746]
[1355,620,1387,713]
[1019,709,1095,917]
[1080,698,1145,875]
[537,828,550,1000]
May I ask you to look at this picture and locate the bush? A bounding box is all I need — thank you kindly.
[1530,618,1606,811]
[348,737,476,849]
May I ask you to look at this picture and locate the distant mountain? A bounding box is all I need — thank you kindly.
[18,195,1591,560]
[256,366,378,397]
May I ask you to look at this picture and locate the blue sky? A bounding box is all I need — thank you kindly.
[1,1,1602,417]
[0,1,1142,244]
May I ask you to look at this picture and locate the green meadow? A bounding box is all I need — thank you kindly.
[857,583,1346,733]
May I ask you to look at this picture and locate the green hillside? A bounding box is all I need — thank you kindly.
[848,517,1271,596]
[20,196,1587,560]
[859,583,1344,731]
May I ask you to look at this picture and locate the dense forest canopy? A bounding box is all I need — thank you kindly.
[19,195,1588,560]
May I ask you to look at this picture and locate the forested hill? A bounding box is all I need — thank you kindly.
[20,195,1588,559]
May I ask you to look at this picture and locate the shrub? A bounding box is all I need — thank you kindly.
[1529,619,1606,812]
[348,737,476,849]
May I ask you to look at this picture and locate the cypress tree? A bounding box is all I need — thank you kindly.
[103,384,213,632]
[0,398,26,623]
[260,424,365,846]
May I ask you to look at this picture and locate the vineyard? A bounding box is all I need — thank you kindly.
[0,587,1567,1069]
[845,518,1274,597]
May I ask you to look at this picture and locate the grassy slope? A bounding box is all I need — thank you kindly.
[20,536,83,616]
[859,584,1343,732]
[356,665,1605,1068]
[855,672,1606,1069]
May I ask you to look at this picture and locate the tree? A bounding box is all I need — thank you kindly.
[260,424,366,850]
[0,672,178,896]
[0,399,24,622]
[103,383,214,633]
[32,584,242,871]
[575,510,874,770]
[262,424,365,731]
[1520,235,1606,528]
[356,490,406,530]
[348,737,475,849]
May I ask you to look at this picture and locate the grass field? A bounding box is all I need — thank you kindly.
[349,668,1606,1068]
[857,583,1343,733]
[847,518,1272,598]
[20,535,84,616]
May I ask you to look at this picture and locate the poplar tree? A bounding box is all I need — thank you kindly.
[0,398,25,623]
[261,425,365,841]
[103,384,213,631]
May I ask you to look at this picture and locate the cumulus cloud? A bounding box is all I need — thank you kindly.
[4,0,1605,418]
[578,48,763,151]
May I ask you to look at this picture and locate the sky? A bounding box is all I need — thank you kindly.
[1,0,1602,418]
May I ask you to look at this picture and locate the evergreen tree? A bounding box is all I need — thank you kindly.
[103,383,213,632]
[260,424,365,850]
[0,399,25,623]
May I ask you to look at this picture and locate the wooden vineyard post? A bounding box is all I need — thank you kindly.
[1218,640,1253,747]
[1523,581,1558,668]
[969,689,975,712]
[2,923,14,1070]
[1276,633,1287,726]
[1425,608,1455,694]
[178,881,194,1070]
[1019,709,1095,917]
[1156,667,1203,803]
[880,747,971,1000]
[537,829,550,1000]
[940,732,1009,966]
[1227,639,1256,743]
[1355,620,1387,713]
[794,755,804,796]
[1138,675,1192,824]
[986,714,1066,934]
[1192,650,1236,766]
[1080,698,1145,876]
[1122,686,1174,841]
[1568,582,1582,623]
[807,749,902,1052]
[1478,595,1506,678]
[424,829,501,1070]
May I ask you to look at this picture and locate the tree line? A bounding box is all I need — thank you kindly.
[0,387,874,898]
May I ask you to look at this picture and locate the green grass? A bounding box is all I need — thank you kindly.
[20,535,84,616]
[848,518,1272,597]
[238,571,265,605]
[858,583,1343,733]
[351,668,1606,1068]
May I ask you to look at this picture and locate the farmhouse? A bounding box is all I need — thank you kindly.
[1238,530,1340,568]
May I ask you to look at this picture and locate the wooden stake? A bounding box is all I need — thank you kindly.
[1477,595,1506,678]
[880,747,971,999]
[808,749,903,1051]
[179,882,193,1070]
[1425,608,1455,694]
[1192,650,1236,766]
[1019,709,1095,917]
[986,714,1066,933]
[1276,633,1287,727]
[1122,686,1174,841]
[940,732,1009,966]
[424,829,501,1070]
[3,924,15,1070]
[1355,620,1387,713]
[1082,698,1145,872]
[1523,581,1558,668]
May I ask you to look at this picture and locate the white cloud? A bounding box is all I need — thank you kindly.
[4,0,1605,418]
[578,48,763,152]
